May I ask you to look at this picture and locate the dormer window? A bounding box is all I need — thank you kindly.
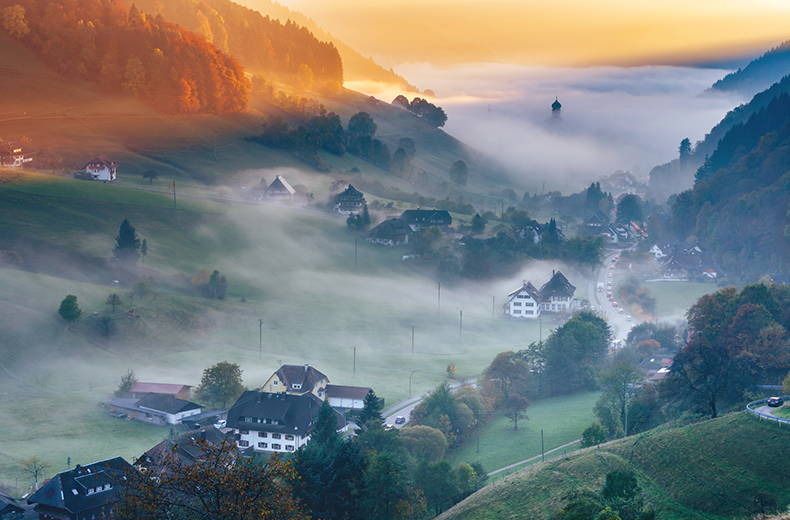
[292,383,302,390]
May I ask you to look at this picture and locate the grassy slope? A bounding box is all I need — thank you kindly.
[440,412,790,520]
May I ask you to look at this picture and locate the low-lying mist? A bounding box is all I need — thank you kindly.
[349,64,748,193]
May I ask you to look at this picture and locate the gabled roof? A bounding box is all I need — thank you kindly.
[138,426,237,469]
[661,256,687,272]
[130,382,190,395]
[539,270,576,299]
[325,384,372,400]
[0,489,23,515]
[275,364,328,392]
[585,211,610,226]
[28,457,130,515]
[399,209,452,225]
[84,155,116,169]
[507,281,541,302]
[267,175,295,194]
[336,184,365,199]
[136,393,201,415]
[367,218,412,239]
[227,391,342,435]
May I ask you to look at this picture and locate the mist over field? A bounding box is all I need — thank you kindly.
[349,64,748,192]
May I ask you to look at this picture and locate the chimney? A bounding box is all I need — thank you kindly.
[75,464,81,474]
[304,364,308,372]
[200,430,206,440]
[552,270,555,276]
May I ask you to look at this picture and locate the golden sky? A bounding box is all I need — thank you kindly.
[281,0,790,66]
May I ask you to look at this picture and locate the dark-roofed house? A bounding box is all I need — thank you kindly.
[325,384,371,410]
[261,364,329,399]
[266,175,295,203]
[27,457,130,520]
[539,270,577,312]
[399,209,452,232]
[108,392,202,425]
[129,382,191,400]
[136,426,237,471]
[366,218,413,246]
[84,155,116,181]
[0,141,33,168]
[334,185,366,214]
[504,281,542,319]
[228,391,345,454]
[581,211,610,237]
[0,488,24,518]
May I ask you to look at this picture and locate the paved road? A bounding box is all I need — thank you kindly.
[381,380,475,429]
[591,248,637,343]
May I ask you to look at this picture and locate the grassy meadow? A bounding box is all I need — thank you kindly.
[439,412,790,520]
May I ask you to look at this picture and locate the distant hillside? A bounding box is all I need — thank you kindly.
[239,0,418,91]
[650,73,790,200]
[668,91,790,280]
[440,413,790,520]
[131,0,343,90]
[0,0,249,114]
[710,39,790,97]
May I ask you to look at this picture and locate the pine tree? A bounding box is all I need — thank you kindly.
[58,295,82,322]
[358,390,382,428]
[311,400,340,448]
[113,219,141,268]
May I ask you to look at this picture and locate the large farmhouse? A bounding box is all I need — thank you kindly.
[504,270,578,318]
[334,184,366,214]
[0,141,34,168]
[84,155,117,181]
[261,364,329,398]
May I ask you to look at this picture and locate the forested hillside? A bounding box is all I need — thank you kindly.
[710,39,790,97]
[131,0,344,91]
[670,92,790,279]
[0,0,249,113]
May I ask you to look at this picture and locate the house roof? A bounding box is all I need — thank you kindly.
[267,175,295,194]
[507,281,541,302]
[136,393,201,415]
[325,384,372,400]
[539,270,576,299]
[27,457,130,515]
[0,489,23,515]
[227,391,343,435]
[84,155,116,169]
[0,141,30,155]
[275,365,328,392]
[138,426,237,469]
[129,382,190,395]
[367,218,412,239]
[336,184,365,200]
[399,209,452,226]
[585,211,610,226]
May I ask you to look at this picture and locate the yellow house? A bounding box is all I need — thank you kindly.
[261,364,329,399]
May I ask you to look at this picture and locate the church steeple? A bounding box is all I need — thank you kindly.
[551,97,562,120]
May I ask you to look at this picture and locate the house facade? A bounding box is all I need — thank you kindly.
[108,392,201,425]
[399,209,452,232]
[84,155,116,181]
[0,141,34,168]
[504,281,542,319]
[228,391,344,454]
[261,364,329,399]
[27,457,131,520]
[539,270,577,312]
[365,218,412,246]
[325,384,371,410]
[334,185,366,214]
[266,175,295,203]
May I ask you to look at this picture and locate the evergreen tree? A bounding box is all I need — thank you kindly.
[140,239,148,263]
[312,400,340,448]
[113,219,141,268]
[358,389,382,428]
[58,294,82,322]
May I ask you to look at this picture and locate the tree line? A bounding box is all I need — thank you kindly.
[1,0,249,113]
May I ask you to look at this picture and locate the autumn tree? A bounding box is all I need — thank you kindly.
[2,4,30,39]
[296,63,314,91]
[105,293,123,312]
[481,351,531,429]
[196,361,245,408]
[594,358,643,436]
[20,455,50,491]
[58,294,82,323]
[399,425,448,462]
[117,440,307,520]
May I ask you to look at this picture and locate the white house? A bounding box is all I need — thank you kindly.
[228,391,345,454]
[266,175,295,203]
[107,392,202,425]
[325,384,371,410]
[504,281,542,319]
[84,155,117,181]
[539,270,577,312]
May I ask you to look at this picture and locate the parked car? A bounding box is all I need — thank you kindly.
[214,419,227,428]
[768,397,784,407]
[395,416,406,424]
[384,424,394,431]
[626,315,632,321]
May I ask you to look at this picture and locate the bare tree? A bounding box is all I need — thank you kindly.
[20,455,50,490]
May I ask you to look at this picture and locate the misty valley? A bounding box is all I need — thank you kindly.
[3,1,790,519]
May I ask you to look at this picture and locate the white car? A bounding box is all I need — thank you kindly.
[214,419,227,429]
[626,315,632,321]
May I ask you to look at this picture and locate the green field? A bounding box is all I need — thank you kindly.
[647,281,718,320]
[439,412,790,520]
[447,391,599,475]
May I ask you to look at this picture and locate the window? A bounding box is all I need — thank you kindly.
[286,445,294,451]
[272,433,281,439]
[258,442,267,448]
[273,380,278,386]
[285,434,294,440]
[239,440,249,447]
[513,310,521,314]
[526,310,533,315]
[245,417,252,422]
[240,429,249,435]
[258,432,267,437]
[526,302,533,307]
[272,443,281,450]
[513,302,522,306]
[292,383,302,390]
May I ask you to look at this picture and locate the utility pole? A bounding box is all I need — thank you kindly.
[353,347,356,378]
[541,429,545,462]
[411,326,415,357]
[437,282,441,317]
[173,181,176,210]
[459,310,463,337]
[258,318,263,360]
[354,239,358,270]
[492,296,495,319]
[476,410,481,453]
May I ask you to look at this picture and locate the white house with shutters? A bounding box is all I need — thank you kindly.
[504,281,542,319]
